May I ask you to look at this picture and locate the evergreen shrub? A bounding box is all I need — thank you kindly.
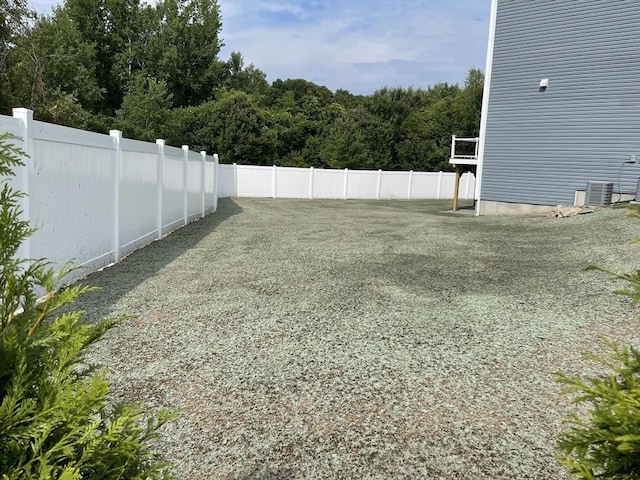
[556,207,640,479]
[0,133,175,479]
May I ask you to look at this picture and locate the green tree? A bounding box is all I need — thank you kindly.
[115,73,173,141]
[143,0,225,107]
[222,51,269,96]
[453,68,484,138]
[36,89,109,132]
[14,11,103,113]
[0,133,175,478]
[169,91,276,163]
[266,78,333,113]
[0,0,33,113]
[264,78,337,166]
[60,0,142,113]
[319,106,372,169]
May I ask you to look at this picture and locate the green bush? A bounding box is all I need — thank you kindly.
[0,133,175,479]
[556,208,640,480]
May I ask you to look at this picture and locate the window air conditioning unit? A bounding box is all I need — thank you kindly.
[585,181,613,206]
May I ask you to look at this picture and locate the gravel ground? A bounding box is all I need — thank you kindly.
[76,198,640,479]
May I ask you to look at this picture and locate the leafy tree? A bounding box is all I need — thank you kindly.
[15,11,103,113]
[0,0,33,113]
[0,133,175,478]
[169,91,276,163]
[267,78,333,113]
[555,206,640,479]
[319,106,372,169]
[60,0,142,113]
[396,109,440,171]
[143,0,225,107]
[222,51,269,97]
[36,89,109,132]
[333,88,362,109]
[263,78,338,166]
[115,73,173,141]
[452,68,484,138]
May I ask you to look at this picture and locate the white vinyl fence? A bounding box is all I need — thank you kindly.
[217,164,475,200]
[0,108,218,285]
[0,108,475,285]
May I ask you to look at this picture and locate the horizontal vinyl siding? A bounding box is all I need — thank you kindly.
[482,0,640,206]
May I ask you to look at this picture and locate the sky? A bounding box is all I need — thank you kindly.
[29,0,492,95]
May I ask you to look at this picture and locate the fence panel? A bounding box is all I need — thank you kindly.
[0,110,216,287]
[276,167,309,198]
[162,146,186,233]
[204,157,216,212]
[409,172,440,199]
[461,172,476,199]
[312,168,345,198]
[218,164,235,197]
[0,114,22,137]
[215,163,476,202]
[30,122,114,278]
[237,165,273,197]
[187,151,202,221]
[120,139,159,257]
[438,173,456,199]
[380,171,410,199]
[347,170,378,199]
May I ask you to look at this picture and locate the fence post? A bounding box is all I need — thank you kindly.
[437,171,443,199]
[110,130,122,263]
[272,164,277,199]
[309,167,314,199]
[200,151,206,217]
[182,145,188,226]
[233,163,238,197]
[213,154,219,211]
[156,139,165,240]
[407,170,413,199]
[343,168,348,200]
[12,108,33,261]
[376,169,382,200]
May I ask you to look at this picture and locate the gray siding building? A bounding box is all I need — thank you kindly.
[476,0,640,214]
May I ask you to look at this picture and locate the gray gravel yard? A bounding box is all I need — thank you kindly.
[77,198,640,479]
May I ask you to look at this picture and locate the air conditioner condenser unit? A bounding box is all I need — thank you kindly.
[585,181,613,206]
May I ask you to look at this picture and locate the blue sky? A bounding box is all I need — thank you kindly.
[29,0,491,95]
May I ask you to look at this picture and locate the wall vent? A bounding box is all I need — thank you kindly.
[585,181,613,206]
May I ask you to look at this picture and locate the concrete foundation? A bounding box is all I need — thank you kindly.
[478,193,638,215]
[477,200,556,216]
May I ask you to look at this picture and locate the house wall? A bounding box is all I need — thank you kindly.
[479,0,640,207]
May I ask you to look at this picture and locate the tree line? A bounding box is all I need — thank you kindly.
[1,0,483,171]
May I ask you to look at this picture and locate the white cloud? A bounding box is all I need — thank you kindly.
[257,2,306,16]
